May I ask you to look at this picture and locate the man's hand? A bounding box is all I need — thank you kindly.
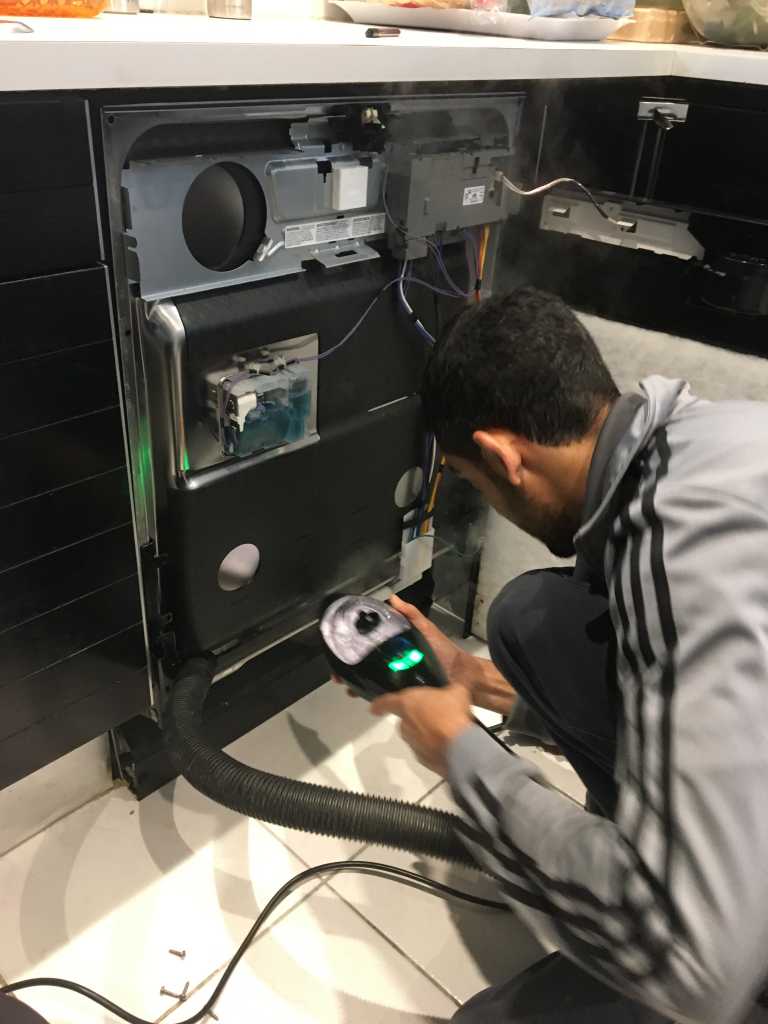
[371,683,474,777]
[390,596,517,716]
[388,595,479,693]
[331,595,475,699]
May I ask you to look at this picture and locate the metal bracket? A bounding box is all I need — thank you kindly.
[308,238,381,269]
[540,192,704,262]
[637,99,689,125]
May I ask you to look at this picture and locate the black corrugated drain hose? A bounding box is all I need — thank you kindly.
[164,658,476,868]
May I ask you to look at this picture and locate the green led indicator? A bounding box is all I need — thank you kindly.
[387,649,424,673]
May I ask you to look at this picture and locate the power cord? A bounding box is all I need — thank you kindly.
[1,860,507,1024]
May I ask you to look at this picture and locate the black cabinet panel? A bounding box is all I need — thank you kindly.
[0,624,146,742]
[0,99,92,195]
[655,104,768,221]
[0,98,145,790]
[536,80,654,197]
[177,258,438,435]
[0,342,118,440]
[0,186,101,281]
[0,408,126,508]
[0,95,99,280]
[168,399,423,656]
[0,342,118,439]
[0,468,131,574]
[0,576,141,684]
[0,525,137,633]
[0,268,111,365]
[0,659,148,791]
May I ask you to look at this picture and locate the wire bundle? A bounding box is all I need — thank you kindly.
[414,224,490,537]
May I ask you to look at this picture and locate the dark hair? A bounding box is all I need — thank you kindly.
[421,287,619,458]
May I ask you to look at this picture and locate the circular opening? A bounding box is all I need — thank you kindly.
[182,162,267,272]
[394,466,424,509]
[217,543,261,592]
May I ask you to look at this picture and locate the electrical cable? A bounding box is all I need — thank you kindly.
[296,276,400,363]
[398,261,437,346]
[464,228,481,299]
[418,224,489,535]
[409,432,432,541]
[477,225,490,302]
[295,270,450,365]
[1,861,507,1024]
[420,456,445,536]
[403,275,465,301]
[497,172,637,232]
[382,166,472,301]
[430,240,471,300]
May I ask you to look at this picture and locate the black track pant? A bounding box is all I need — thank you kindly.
[452,568,672,1024]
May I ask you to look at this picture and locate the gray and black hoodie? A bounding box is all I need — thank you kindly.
[448,376,768,1024]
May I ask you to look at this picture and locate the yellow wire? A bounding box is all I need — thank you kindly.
[422,225,491,535]
[421,456,445,535]
[482,225,491,276]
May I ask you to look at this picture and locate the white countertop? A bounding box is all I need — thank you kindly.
[0,12,766,93]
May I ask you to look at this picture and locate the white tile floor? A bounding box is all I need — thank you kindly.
[0,651,584,1024]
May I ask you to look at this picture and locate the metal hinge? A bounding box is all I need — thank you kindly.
[151,611,178,667]
[637,99,689,127]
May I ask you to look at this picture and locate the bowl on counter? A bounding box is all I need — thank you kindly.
[682,0,768,45]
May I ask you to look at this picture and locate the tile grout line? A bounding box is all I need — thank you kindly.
[152,810,366,1021]
[152,883,327,1024]
[255,803,462,1005]
[0,970,21,1006]
[330,884,462,1009]
[0,781,119,861]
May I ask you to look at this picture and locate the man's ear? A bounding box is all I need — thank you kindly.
[473,430,523,486]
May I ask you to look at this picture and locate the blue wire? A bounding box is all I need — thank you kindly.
[431,241,471,299]
[297,277,402,362]
[463,228,480,283]
[294,257,456,366]
[403,275,461,300]
[413,320,436,345]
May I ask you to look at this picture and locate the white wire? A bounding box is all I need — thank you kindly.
[497,173,637,232]
[398,260,413,316]
[399,262,436,345]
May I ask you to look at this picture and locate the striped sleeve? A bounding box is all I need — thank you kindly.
[447,430,768,1024]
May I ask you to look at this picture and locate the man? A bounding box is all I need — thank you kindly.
[370,288,768,1023]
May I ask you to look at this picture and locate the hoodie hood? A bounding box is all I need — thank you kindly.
[574,376,694,577]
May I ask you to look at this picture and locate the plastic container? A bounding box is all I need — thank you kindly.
[682,0,768,45]
[0,0,107,14]
[610,5,691,39]
[207,0,250,17]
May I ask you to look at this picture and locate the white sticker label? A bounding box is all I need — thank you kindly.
[350,213,386,238]
[462,185,486,207]
[284,212,386,250]
[284,224,315,248]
